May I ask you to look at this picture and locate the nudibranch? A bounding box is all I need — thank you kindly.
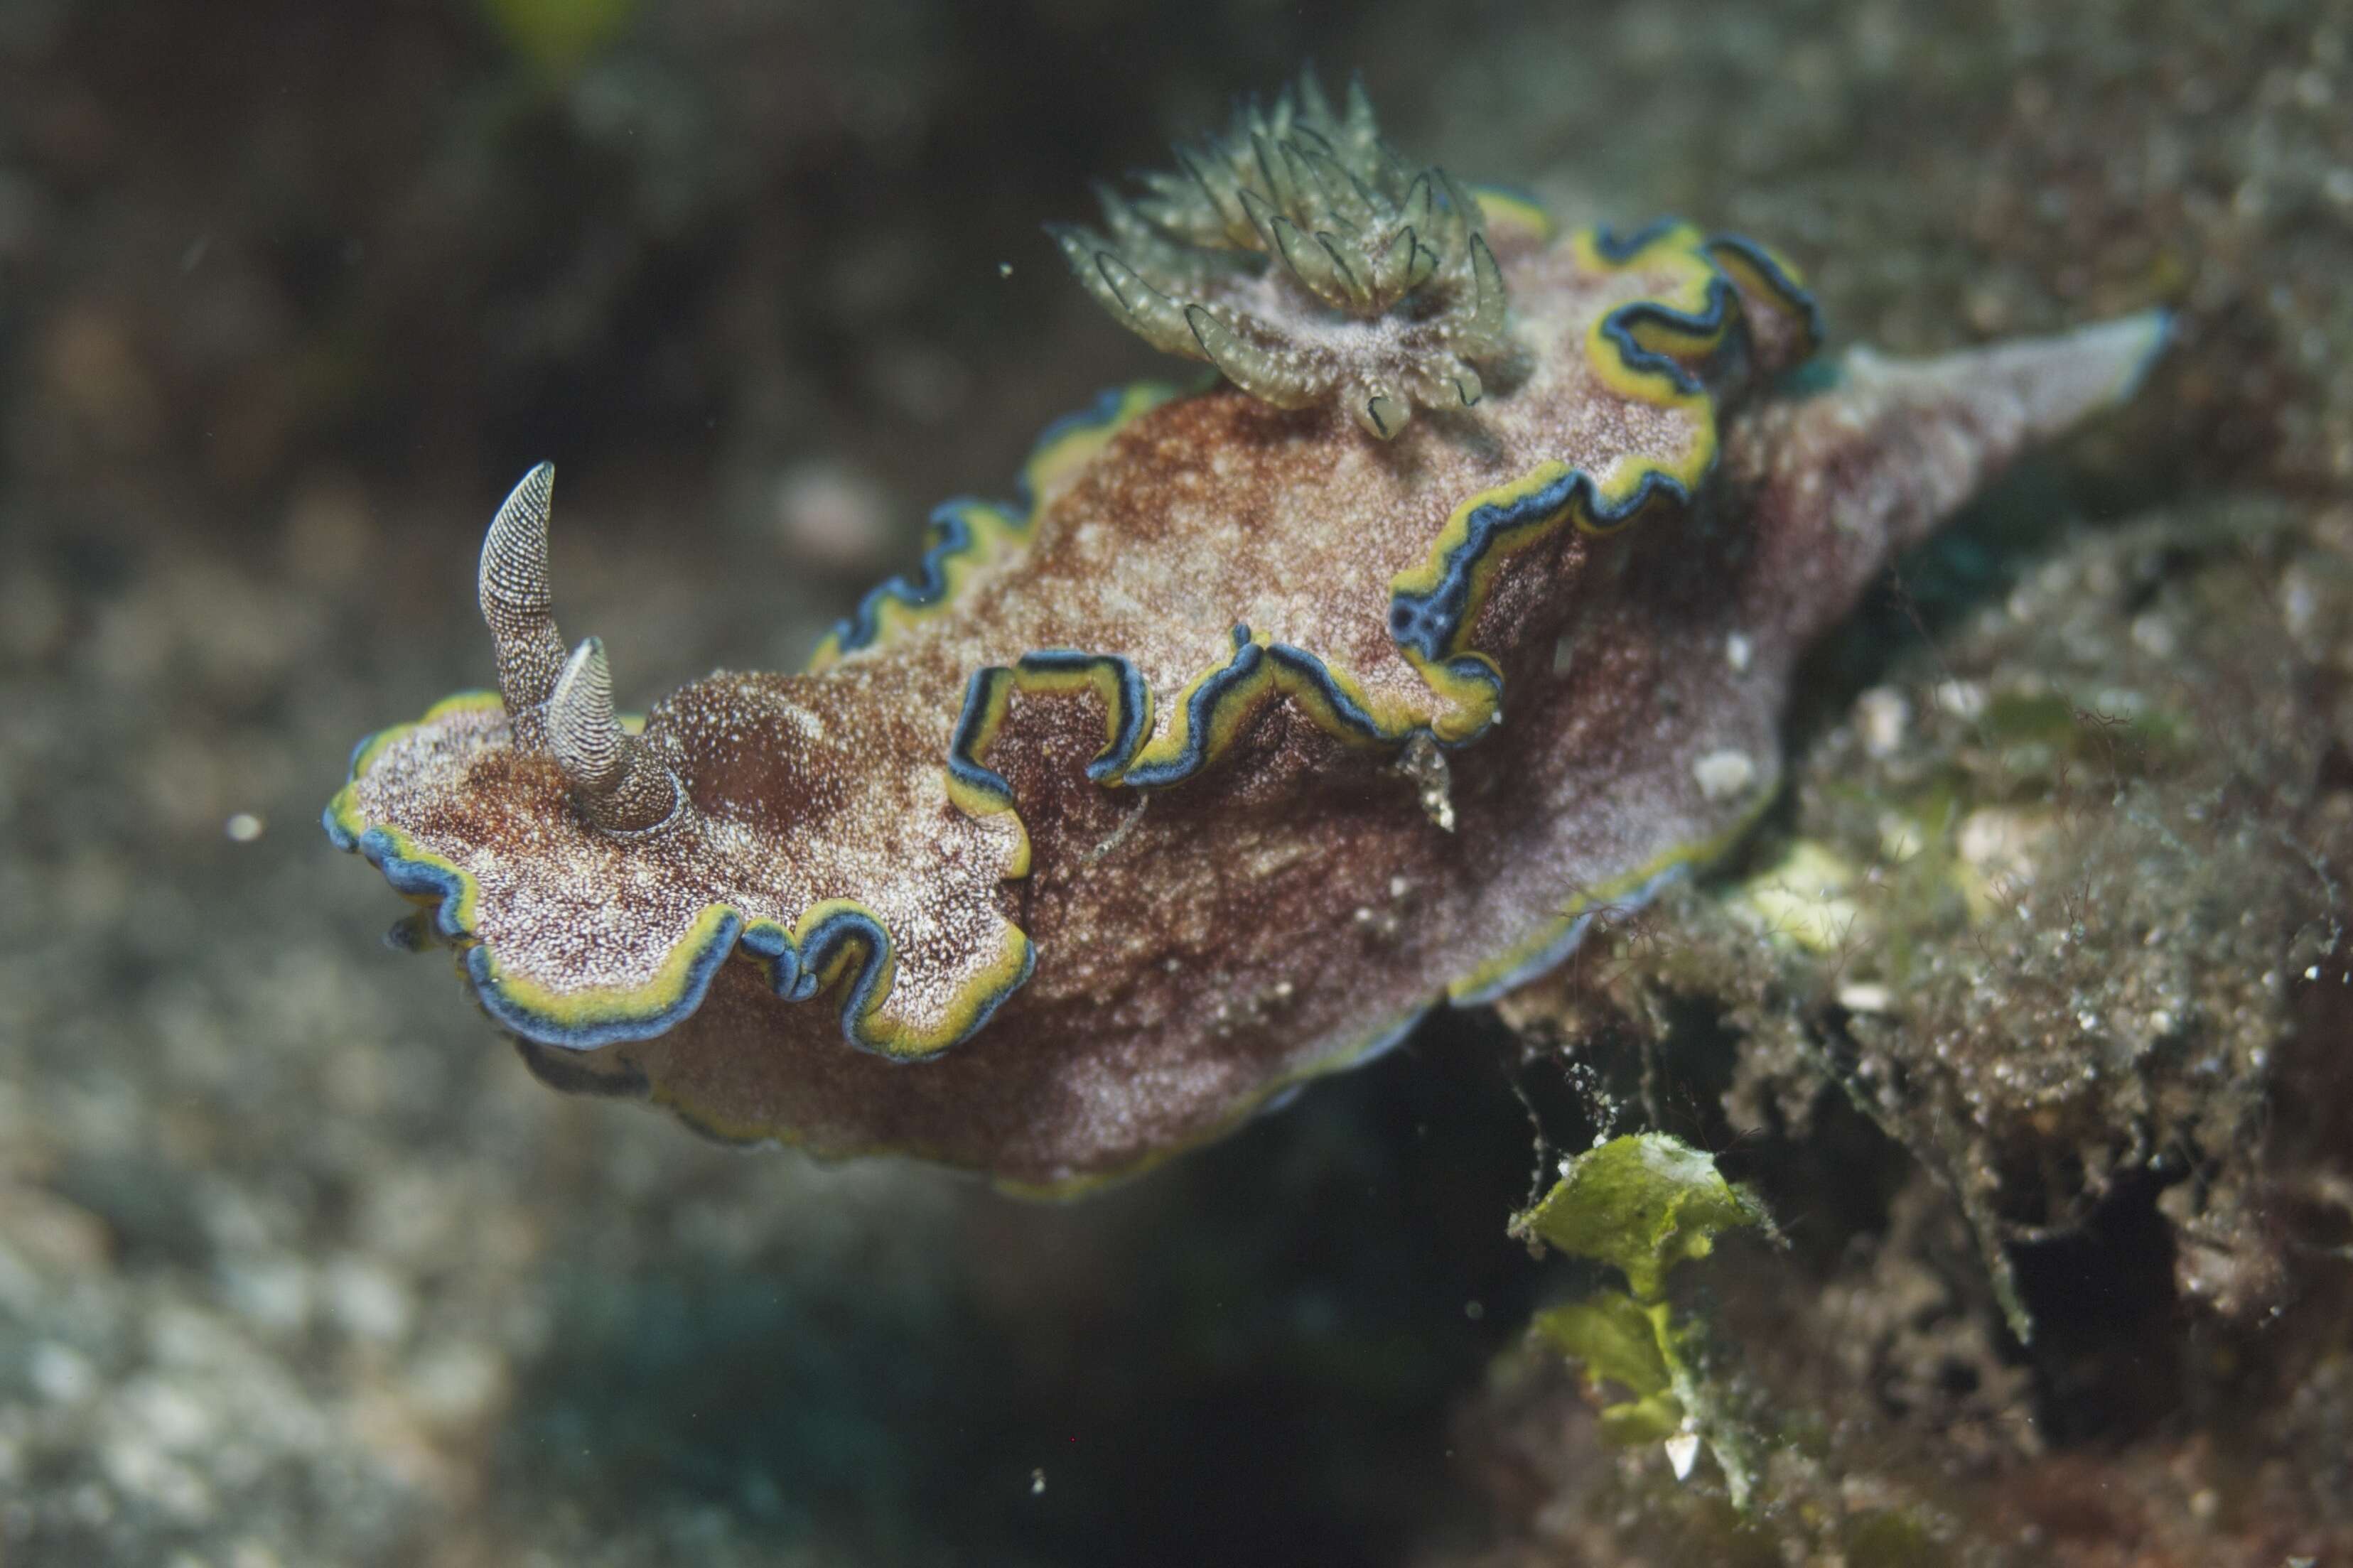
[326,77,2168,1194]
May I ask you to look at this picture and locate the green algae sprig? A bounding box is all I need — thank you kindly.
[1050,72,1508,440]
[1518,1133,1773,1505]
[325,75,2170,1194]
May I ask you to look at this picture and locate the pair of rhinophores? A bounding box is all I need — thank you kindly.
[328,75,2168,1194]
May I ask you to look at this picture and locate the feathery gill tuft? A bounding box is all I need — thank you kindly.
[1050,72,1510,440]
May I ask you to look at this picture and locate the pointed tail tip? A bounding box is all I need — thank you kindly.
[1937,307,2175,442]
[2074,307,2175,410]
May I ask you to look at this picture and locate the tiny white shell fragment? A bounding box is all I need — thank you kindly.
[1692,749,1757,802]
[1855,686,1910,759]
[1837,982,1895,1015]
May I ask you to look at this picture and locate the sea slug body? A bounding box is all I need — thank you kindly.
[326,77,2169,1194]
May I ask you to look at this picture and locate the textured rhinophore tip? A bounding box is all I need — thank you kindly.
[479,461,567,750]
[548,636,679,833]
[1051,71,1512,440]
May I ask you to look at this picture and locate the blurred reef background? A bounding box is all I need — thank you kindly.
[2,0,2351,1562]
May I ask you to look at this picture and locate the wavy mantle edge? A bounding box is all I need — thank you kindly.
[325,208,1819,1125]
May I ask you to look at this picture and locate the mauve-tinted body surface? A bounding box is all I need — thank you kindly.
[328,80,2166,1191]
